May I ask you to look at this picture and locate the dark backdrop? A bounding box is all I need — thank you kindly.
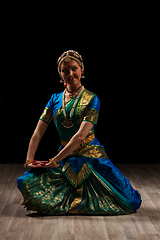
[1,1,159,164]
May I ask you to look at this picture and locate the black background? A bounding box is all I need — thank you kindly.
[1,1,159,164]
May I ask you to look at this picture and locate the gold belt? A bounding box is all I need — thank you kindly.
[61,133,95,152]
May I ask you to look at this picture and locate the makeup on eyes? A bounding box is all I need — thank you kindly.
[62,65,78,73]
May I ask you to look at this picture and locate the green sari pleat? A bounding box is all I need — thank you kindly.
[21,163,134,216]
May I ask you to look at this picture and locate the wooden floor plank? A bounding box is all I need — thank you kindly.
[0,163,160,240]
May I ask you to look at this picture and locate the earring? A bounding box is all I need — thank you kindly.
[60,79,67,87]
[64,81,67,87]
[81,71,85,79]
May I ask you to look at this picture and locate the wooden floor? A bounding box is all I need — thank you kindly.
[0,163,160,240]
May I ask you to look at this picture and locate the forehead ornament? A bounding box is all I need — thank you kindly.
[64,56,70,62]
[64,51,70,62]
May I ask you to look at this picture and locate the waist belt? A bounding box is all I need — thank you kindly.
[61,133,95,153]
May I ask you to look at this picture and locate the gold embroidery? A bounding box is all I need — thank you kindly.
[21,163,134,215]
[83,108,99,124]
[77,89,95,124]
[68,185,83,214]
[61,132,108,159]
[62,162,92,188]
[61,133,95,151]
[72,144,108,159]
[39,107,53,124]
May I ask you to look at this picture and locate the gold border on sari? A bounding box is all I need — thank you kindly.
[68,185,83,214]
[61,133,95,151]
[77,89,96,125]
[82,108,99,124]
[62,162,92,188]
[72,144,108,159]
[61,133,108,159]
[39,107,53,124]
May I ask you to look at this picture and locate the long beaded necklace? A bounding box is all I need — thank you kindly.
[62,86,84,128]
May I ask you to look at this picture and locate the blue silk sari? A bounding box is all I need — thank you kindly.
[17,89,141,215]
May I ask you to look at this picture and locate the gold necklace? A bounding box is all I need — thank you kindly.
[62,86,84,128]
[66,85,82,98]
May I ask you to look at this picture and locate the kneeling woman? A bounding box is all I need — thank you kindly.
[17,50,142,215]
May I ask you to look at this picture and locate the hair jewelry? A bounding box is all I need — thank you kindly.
[57,50,85,80]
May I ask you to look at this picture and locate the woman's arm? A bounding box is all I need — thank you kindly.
[46,121,94,167]
[26,120,48,166]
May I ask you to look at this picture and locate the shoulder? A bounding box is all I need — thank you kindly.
[49,91,63,102]
[84,89,100,110]
[51,91,63,99]
[46,91,63,109]
[84,88,95,96]
[84,89,100,102]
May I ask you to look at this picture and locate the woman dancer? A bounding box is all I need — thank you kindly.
[17,50,141,215]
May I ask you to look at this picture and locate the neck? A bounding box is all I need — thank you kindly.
[67,82,82,92]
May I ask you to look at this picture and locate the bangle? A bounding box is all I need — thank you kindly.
[49,158,60,167]
[23,160,34,168]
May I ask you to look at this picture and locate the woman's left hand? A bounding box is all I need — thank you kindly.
[42,162,55,168]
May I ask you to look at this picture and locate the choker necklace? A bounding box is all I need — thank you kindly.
[62,86,84,128]
[66,85,82,98]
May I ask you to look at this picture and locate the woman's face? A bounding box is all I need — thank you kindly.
[60,59,82,87]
